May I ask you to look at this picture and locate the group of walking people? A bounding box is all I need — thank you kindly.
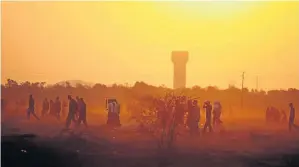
[18,94,299,133]
[106,98,121,127]
[41,97,64,119]
[156,96,223,136]
[265,103,297,131]
[65,95,88,129]
[26,94,88,129]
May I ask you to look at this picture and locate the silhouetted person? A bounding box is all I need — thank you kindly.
[66,95,78,129]
[107,99,114,126]
[41,98,49,117]
[27,94,40,120]
[203,101,213,133]
[182,97,189,119]
[174,99,184,126]
[107,99,121,127]
[55,97,61,120]
[77,98,88,128]
[289,103,296,131]
[189,100,200,136]
[213,101,222,126]
[157,99,167,129]
[187,100,193,129]
[114,101,121,126]
[75,96,81,120]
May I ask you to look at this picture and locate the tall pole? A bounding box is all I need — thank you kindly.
[241,72,245,110]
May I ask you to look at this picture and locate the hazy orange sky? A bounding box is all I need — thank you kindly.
[1,1,299,90]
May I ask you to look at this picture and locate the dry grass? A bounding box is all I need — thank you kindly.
[2,109,299,167]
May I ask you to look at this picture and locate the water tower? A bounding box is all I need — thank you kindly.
[171,51,189,89]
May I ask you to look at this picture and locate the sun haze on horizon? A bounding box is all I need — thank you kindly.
[1,1,299,90]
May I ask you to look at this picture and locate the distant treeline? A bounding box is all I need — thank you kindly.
[1,79,298,114]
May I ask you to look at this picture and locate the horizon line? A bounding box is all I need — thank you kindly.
[1,78,298,91]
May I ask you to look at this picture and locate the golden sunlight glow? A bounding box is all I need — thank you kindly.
[1,1,299,90]
[158,1,263,21]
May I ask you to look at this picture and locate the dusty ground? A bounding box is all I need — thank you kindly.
[2,114,299,167]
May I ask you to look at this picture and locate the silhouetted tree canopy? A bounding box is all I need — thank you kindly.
[1,78,298,113]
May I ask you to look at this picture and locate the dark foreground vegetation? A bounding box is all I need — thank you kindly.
[2,134,82,167]
[2,132,299,167]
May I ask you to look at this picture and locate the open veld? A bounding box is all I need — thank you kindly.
[2,80,299,166]
[2,113,299,167]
